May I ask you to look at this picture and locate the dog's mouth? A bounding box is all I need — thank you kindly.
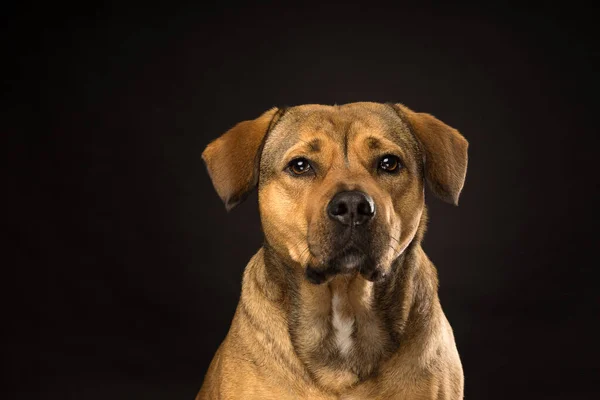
[305,241,385,285]
[330,245,366,271]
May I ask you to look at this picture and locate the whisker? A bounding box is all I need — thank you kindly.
[298,244,311,264]
[299,246,310,258]
[289,237,308,253]
[388,235,401,245]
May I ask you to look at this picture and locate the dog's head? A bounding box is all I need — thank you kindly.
[202,102,468,284]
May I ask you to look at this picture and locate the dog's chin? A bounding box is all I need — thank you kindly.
[305,247,387,285]
[331,247,366,272]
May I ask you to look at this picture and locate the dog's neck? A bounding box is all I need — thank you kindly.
[242,210,439,392]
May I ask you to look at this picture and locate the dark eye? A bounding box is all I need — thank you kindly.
[378,155,402,173]
[288,158,312,176]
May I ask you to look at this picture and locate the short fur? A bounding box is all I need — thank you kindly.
[197,102,468,399]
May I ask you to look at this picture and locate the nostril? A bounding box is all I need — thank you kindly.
[331,202,348,216]
[357,200,374,216]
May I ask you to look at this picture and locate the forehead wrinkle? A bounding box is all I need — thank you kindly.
[343,130,349,164]
[343,119,363,165]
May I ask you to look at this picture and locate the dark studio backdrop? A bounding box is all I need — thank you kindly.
[5,3,599,399]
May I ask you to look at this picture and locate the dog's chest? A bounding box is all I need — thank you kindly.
[287,274,403,395]
[331,292,355,356]
[327,281,389,364]
[339,283,392,382]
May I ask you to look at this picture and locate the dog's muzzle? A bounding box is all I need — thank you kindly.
[305,190,384,284]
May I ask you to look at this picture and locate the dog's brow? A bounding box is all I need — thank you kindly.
[296,138,321,153]
[362,135,408,162]
[366,136,381,150]
[307,138,321,152]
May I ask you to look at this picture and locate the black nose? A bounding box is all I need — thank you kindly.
[327,191,375,226]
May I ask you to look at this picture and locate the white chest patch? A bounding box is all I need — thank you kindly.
[331,293,355,356]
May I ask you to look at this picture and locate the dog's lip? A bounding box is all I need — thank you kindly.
[332,240,367,259]
[360,267,386,283]
[307,234,370,266]
[337,244,365,258]
[334,246,365,266]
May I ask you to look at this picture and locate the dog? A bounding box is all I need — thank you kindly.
[196,102,468,399]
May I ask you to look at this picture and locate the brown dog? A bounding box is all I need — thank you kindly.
[197,102,468,399]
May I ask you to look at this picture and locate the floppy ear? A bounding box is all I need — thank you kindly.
[393,104,468,205]
[202,107,283,211]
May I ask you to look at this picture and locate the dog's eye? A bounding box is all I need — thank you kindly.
[378,155,402,173]
[288,158,312,176]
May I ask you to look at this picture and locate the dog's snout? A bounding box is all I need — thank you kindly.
[327,191,375,226]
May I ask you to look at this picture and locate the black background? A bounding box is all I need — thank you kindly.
[5,3,599,399]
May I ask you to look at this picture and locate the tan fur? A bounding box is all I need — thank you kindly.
[392,104,468,206]
[202,107,284,210]
[197,102,467,399]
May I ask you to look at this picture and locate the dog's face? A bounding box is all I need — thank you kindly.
[202,102,468,284]
[258,103,426,283]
